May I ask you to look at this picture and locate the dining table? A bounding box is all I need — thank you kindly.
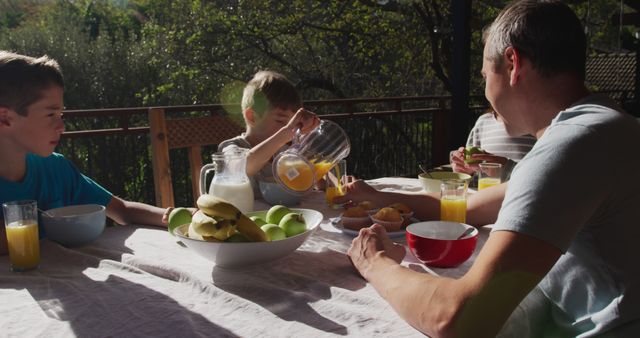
[0,177,490,338]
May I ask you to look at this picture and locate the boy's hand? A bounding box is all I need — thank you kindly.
[451,147,509,174]
[450,147,477,175]
[286,108,320,134]
[333,179,378,205]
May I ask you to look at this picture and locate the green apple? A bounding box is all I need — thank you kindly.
[266,205,292,225]
[260,223,287,241]
[250,216,267,227]
[464,146,486,164]
[278,212,307,237]
[168,207,192,236]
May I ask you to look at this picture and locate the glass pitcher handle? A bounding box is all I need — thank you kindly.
[292,127,302,145]
[199,163,216,196]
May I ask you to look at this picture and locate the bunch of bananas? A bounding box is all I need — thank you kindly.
[188,195,267,242]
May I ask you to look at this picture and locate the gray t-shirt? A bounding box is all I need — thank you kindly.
[493,94,640,337]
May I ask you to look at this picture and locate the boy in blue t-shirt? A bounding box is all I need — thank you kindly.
[0,51,170,255]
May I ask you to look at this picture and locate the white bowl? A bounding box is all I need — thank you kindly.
[41,204,106,247]
[418,172,472,193]
[258,180,303,206]
[174,208,322,268]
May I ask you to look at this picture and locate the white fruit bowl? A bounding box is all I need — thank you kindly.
[173,208,323,268]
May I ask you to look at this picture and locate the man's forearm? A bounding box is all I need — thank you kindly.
[366,257,465,337]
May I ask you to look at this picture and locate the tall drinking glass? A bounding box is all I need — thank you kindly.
[3,200,40,272]
[440,179,468,223]
[478,162,502,190]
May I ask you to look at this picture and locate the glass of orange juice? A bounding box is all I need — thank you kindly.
[478,163,502,190]
[3,200,40,272]
[440,179,468,223]
[325,160,347,208]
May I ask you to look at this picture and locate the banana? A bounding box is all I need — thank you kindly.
[235,214,267,242]
[189,210,239,241]
[197,194,267,242]
[197,194,243,220]
[190,210,219,237]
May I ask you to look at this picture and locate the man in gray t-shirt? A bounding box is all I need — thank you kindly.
[336,2,640,337]
[495,95,640,337]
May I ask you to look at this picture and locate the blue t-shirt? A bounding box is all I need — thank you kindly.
[494,95,640,337]
[1,153,113,237]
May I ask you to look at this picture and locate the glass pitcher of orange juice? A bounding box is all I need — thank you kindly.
[199,148,254,213]
[273,120,350,194]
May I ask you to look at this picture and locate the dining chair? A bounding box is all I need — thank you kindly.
[148,108,244,208]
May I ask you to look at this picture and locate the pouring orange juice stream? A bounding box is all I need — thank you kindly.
[325,163,344,205]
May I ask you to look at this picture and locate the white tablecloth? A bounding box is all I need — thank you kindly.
[0,178,489,337]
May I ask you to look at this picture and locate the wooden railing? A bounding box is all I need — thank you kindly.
[59,96,490,207]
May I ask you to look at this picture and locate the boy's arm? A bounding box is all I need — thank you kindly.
[245,127,296,177]
[106,196,168,227]
[0,220,7,255]
[245,108,320,177]
[334,179,506,226]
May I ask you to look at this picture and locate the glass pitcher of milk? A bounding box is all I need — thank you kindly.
[199,148,254,213]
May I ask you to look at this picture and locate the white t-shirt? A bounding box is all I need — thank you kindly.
[494,94,640,337]
[466,113,537,180]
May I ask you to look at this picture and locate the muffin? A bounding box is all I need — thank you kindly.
[389,202,414,227]
[341,206,372,231]
[370,207,403,232]
[358,200,379,215]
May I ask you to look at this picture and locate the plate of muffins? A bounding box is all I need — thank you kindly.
[332,201,417,238]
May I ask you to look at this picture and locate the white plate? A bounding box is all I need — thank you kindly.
[330,217,418,238]
[174,208,322,268]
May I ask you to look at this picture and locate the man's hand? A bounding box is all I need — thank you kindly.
[347,224,405,280]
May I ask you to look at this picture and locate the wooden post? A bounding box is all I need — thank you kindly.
[450,0,472,149]
[188,146,203,206]
[432,98,450,167]
[148,108,175,208]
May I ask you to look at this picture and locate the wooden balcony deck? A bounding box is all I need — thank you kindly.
[59,95,490,207]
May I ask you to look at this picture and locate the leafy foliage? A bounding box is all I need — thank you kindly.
[0,0,635,205]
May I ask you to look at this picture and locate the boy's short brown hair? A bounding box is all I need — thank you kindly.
[0,51,64,116]
[241,70,302,118]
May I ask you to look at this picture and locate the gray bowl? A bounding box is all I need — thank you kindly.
[259,180,303,206]
[42,204,106,247]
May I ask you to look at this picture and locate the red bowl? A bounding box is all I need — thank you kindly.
[405,221,478,268]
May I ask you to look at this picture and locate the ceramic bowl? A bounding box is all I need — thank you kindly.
[418,172,472,193]
[259,180,303,206]
[405,221,478,267]
[41,204,107,247]
[174,208,322,268]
